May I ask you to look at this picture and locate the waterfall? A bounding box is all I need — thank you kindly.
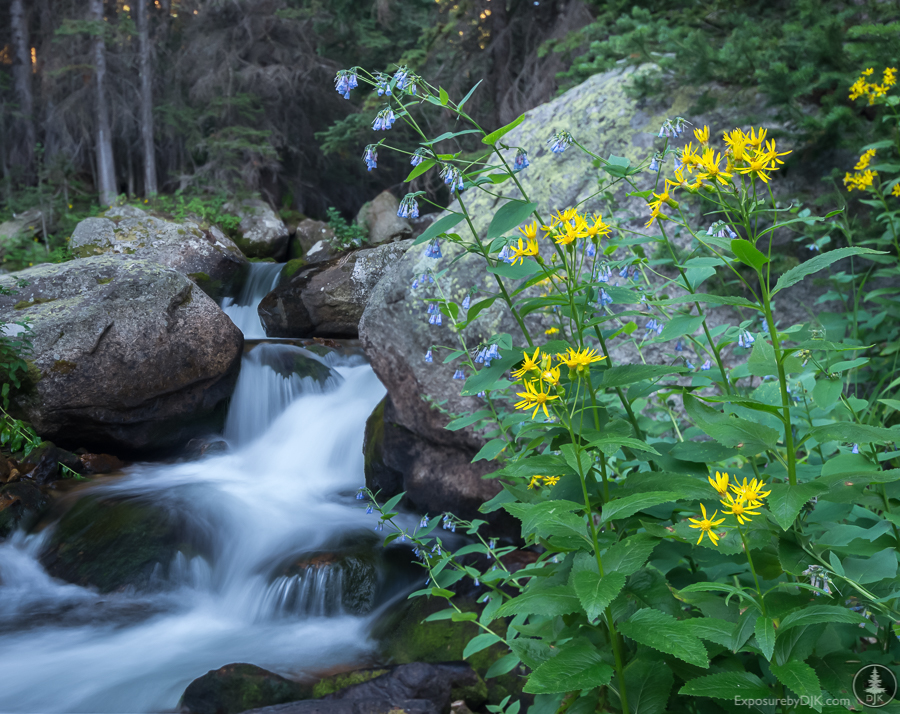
[221,262,283,339]
[0,267,405,713]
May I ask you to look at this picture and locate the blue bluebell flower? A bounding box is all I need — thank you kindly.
[427,303,436,314]
[619,265,630,279]
[701,359,711,371]
[333,69,358,99]
[548,131,574,154]
[428,314,436,325]
[411,278,419,289]
[475,347,486,364]
[462,294,471,309]
[434,313,442,326]
[375,73,391,96]
[852,443,860,454]
[453,369,465,380]
[393,68,409,90]
[477,391,486,398]
[675,340,683,351]
[474,578,479,586]
[419,516,429,528]
[366,504,373,514]
[356,488,365,500]
[398,194,419,219]
[425,349,433,363]
[649,154,663,172]
[686,360,695,369]
[373,107,396,131]
[425,238,442,259]
[428,274,434,284]
[410,149,427,166]
[362,145,378,171]
[599,288,613,306]
[586,243,596,257]
[375,521,384,531]
[498,246,513,264]
[655,321,664,335]
[440,164,465,192]
[808,244,820,252]
[737,330,756,348]
[514,149,529,170]
[645,319,658,335]
[488,344,501,360]
[673,155,683,172]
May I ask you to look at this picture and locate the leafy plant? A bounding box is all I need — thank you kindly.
[342,63,900,712]
[0,282,40,457]
[325,206,369,250]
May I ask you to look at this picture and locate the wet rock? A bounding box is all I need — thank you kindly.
[0,481,50,538]
[19,441,83,485]
[78,452,126,474]
[182,437,230,460]
[39,495,212,592]
[295,219,335,257]
[0,454,9,481]
[224,199,290,261]
[0,256,243,454]
[259,241,411,339]
[250,344,339,387]
[69,204,248,299]
[356,191,411,246]
[181,663,310,714]
[305,240,336,265]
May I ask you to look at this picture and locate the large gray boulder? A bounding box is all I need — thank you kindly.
[259,240,412,338]
[224,198,290,260]
[0,256,243,453]
[356,191,412,246]
[294,219,335,257]
[68,204,248,298]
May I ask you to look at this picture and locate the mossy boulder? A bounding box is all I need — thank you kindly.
[69,204,248,299]
[39,495,212,592]
[181,663,311,714]
[281,258,307,283]
[224,199,290,260]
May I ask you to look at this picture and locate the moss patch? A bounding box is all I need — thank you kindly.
[281,258,307,281]
[311,668,389,698]
[51,359,77,375]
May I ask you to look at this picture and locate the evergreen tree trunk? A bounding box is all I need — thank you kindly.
[10,0,36,176]
[136,0,158,196]
[90,0,118,206]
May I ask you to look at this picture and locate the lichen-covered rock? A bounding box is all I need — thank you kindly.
[259,241,412,338]
[356,191,412,246]
[224,199,290,260]
[181,663,310,714]
[0,256,243,454]
[69,204,248,298]
[294,219,335,257]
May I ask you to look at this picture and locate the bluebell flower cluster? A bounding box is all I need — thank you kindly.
[363,145,378,171]
[548,130,574,154]
[649,153,664,172]
[419,515,429,528]
[374,73,391,96]
[673,155,684,171]
[498,245,514,264]
[393,67,416,94]
[440,164,464,191]
[707,221,737,239]
[453,369,465,380]
[462,294,471,309]
[334,69,359,99]
[586,243,596,258]
[701,359,712,370]
[808,243,820,252]
[475,344,501,366]
[373,107,396,131]
[425,238,442,259]
[398,194,419,219]
[514,149,529,170]
[658,117,690,138]
[737,330,756,348]
[598,288,613,306]
[410,148,427,166]
[675,340,684,351]
[356,487,365,500]
[645,319,664,336]
[596,265,612,283]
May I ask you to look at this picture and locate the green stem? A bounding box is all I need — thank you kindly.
[737,522,767,617]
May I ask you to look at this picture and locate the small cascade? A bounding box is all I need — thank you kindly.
[221,262,283,338]
[256,566,344,619]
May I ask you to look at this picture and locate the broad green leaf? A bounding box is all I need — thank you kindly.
[778,605,868,632]
[731,238,769,271]
[509,638,553,670]
[483,114,526,144]
[619,609,709,668]
[412,212,464,246]
[650,293,760,309]
[683,394,780,455]
[599,491,678,524]
[602,364,687,388]
[463,633,501,659]
[817,520,891,547]
[431,587,455,598]
[770,661,823,712]
[445,410,492,431]
[806,422,900,445]
[451,612,478,622]
[731,608,757,652]
[460,353,520,396]
[658,315,704,341]
[626,472,712,501]
[669,441,738,463]
[472,438,508,462]
[485,652,519,679]
[622,657,673,714]
[493,585,581,618]
[461,296,497,325]
[755,616,776,661]
[439,87,449,105]
[772,247,885,295]
[812,378,844,411]
[842,548,898,584]
[571,570,626,620]
[679,672,771,700]
[589,437,660,456]
[681,618,736,649]
[523,639,614,694]
[603,534,660,576]
[486,201,538,240]
[767,482,828,530]
[486,261,541,280]
[406,158,435,182]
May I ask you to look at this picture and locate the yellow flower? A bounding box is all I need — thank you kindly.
[694,125,710,145]
[747,127,767,149]
[855,149,877,171]
[720,493,761,525]
[527,475,542,489]
[849,77,869,101]
[723,129,749,162]
[554,218,587,246]
[545,326,560,336]
[542,475,560,487]
[645,202,665,228]
[734,149,779,183]
[540,365,561,386]
[511,348,541,380]
[892,184,900,197]
[681,142,701,169]
[696,148,733,186]
[557,346,606,374]
[514,379,560,419]
[730,477,771,504]
[708,471,731,498]
[519,221,539,240]
[885,67,898,88]
[844,169,878,192]
[688,503,726,546]
[585,215,611,240]
[863,67,874,77]
[508,235,539,265]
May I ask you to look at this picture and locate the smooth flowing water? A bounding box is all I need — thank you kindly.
[222,262,284,338]
[0,271,393,713]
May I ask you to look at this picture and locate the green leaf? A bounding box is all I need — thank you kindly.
[679,672,771,700]
[457,79,483,112]
[650,293,759,309]
[472,438,508,462]
[412,212,464,246]
[439,87,449,105]
[772,247,885,295]
[599,491,678,524]
[767,482,828,530]
[623,657,673,714]
[460,353,520,396]
[731,238,769,271]
[463,632,501,659]
[658,315,704,341]
[483,114,526,144]
[681,618,737,649]
[770,661,822,711]
[755,616,776,661]
[571,570,626,620]
[406,158,435,182]
[683,394,780,455]
[603,534,659,576]
[445,410,492,431]
[589,437,660,456]
[431,587,456,599]
[842,548,898,584]
[602,364,687,388]
[486,261,541,280]
[485,652,519,679]
[451,612,478,622]
[812,378,844,411]
[486,201,538,240]
[493,585,581,618]
[619,609,709,668]
[806,422,900,445]
[669,441,738,462]
[523,639,614,694]
[461,296,498,325]
[778,605,868,631]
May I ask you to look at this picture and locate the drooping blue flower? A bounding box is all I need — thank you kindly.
[333,69,358,99]
[498,245,514,264]
[649,154,663,172]
[686,360,695,369]
[548,130,574,154]
[488,344,501,360]
[462,294,471,309]
[419,515,429,528]
[375,521,384,531]
[453,368,465,380]
[434,313,442,326]
[373,107,396,131]
[514,149,529,170]
[440,164,465,192]
[428,314,436,325]
[655,322,664,335]
[393,67,409,90]
[362,145,378,171]
[474,578,480,586]
[673,155,683,172]
[425,238,442,259]
[599,288,613,306]
[586,242,596,257]
[356,488,365,500]
[425,349,433,363]
[808,244,820,252]
[427,303,436,314]
[411,278,419,289]
[675,340,683,351]
[852,443,860,454]
[375,73,391,96]
[475,347,486,364]
[619,265,630,279]
[410,149,427,166]
[477,391,486,398]
[701,359,711,371]
[398,194,420,219]
[366,504,373,514]
[645,319,658,335]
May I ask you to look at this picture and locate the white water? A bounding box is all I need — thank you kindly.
[222,262,284,338]
[0,271,391,713]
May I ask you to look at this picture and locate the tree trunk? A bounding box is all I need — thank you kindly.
[135,0,158,196]
[90,0,118,206]
[10,0,36,176]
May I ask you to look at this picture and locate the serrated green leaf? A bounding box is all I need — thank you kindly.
[493,585,581,618]
[602,364,687,387]
[767,482,828,530]
[778,605,868,631]
[842,548,898,584]
[806,422,900,445]
[658,315,704,341]
[683,394,779,455]
[772,247,885,295]
[589,437,660,456]
[679,672,771,700]
[619,609,709,668]
[755,616,776,661]
[523,639,614,694]
[623,657,673,714]
[571,570,626,620]
[604,534,659,576]
[770,661,822,711]
[812,378,844,411]
[599,491,678,524]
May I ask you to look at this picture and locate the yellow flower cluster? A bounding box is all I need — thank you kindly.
[849,67,897,105]
[646,126,791,227]
[528,474,561,489]
[689,471,770,545]
[844,149,881,192]
[892,184,900,198]
[512,346,606,418]
[507,211,611,262]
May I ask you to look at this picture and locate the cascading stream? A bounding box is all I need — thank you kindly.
[221,262,284,338]
[0,272,392,713]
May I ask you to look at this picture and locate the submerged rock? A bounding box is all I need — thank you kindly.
[0,481,50,538]
[224,199,290,260]
[181,663,310,714]
[258,240,411,338]
[0,256,243,454]
[69,204,248,298]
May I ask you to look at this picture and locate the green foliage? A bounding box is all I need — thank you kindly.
[133,192,243,235]
[324,207,368,250]
[0,299,40,456]
[354,61,900,714]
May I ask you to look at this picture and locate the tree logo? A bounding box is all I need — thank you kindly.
[853,664,897,708]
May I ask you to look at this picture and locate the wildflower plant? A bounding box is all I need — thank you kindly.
[339,64,900,712]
